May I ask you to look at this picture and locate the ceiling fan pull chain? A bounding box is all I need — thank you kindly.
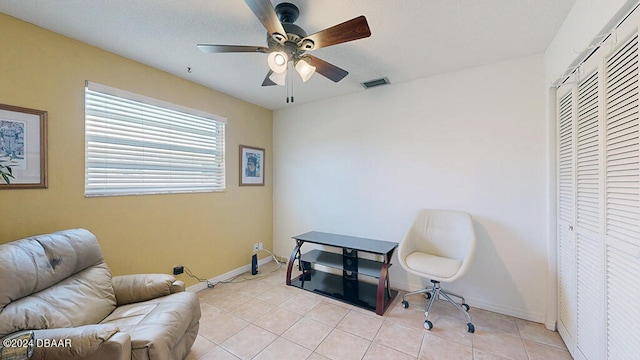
[285,62,295,103]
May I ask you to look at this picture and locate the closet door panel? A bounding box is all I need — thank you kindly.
[604,29,640,359]
[575,69,604,360]
[557,88,577,349]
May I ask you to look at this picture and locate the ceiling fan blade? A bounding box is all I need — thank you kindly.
[244,0,287,39]
[197,44,268,53]
[262,70,277,86]
[305,55,349,83]
[301,16,371,50]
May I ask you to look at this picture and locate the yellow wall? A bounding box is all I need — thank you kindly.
[0,14,273,287]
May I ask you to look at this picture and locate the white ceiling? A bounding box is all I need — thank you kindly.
[0,0,575,110]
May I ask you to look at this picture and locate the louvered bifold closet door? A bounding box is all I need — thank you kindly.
[604,28,640,359]
[575,69,604,360]
[556,8,640,359]
[557,87,577,350]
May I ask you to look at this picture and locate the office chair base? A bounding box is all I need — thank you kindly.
[402,280,475,333]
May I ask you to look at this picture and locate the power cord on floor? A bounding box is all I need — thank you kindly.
[183,250,285,287]
[219,249,284,284]
[184,266,215,288]
[263,248,281,267]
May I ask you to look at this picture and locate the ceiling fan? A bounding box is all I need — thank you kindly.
[197,0,371,87]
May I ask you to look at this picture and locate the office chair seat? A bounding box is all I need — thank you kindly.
[398,209,477,333]
[405,252,462,280]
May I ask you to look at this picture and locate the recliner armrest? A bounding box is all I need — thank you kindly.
[171,280,185,293]
[30,324,130,360]
[112,274,178,306]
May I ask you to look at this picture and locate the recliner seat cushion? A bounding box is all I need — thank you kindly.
[405,251,462,280]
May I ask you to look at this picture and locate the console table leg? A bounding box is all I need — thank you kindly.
[376,263,390,315]
[286,241,302,286]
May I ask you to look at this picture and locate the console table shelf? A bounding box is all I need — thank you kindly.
[299,249,388,278]
[286,231,398,315]
[289,271,389,312]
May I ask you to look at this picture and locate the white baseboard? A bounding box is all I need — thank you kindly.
[188,259,547,325]
[186,256,273,293]
[393,279,546,324]
[463,296,546,324]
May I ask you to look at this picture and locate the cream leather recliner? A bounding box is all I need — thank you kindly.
[0,228,201,360]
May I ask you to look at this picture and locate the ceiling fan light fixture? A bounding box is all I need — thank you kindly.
[268,70,287,86]
[295,57,316,82]
[268,51,288,73]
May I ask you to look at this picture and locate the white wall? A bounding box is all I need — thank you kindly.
[273,54,549,322]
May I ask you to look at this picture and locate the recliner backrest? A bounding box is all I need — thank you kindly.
[0,229,117,337]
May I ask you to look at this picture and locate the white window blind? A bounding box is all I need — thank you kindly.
[84,81,226,197]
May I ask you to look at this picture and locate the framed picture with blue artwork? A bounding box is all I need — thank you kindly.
[0,104,48,189]
[239,145,264,186]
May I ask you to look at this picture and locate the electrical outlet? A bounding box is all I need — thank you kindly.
[258,242,263,251]
[253,243,259,252]
[172,265,184,275]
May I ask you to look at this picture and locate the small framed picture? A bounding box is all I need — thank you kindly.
[0,104,48,189]
[239,145,264,186]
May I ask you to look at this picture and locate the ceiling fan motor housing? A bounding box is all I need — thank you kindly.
[273,3,313,51]
[275,2,299,23]
[267,3,311,56]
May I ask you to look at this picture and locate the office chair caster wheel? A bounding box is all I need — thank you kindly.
[402,300,409,308]
[424,320,433,330]
[424,292,432,300]
[461,303,470,311]
[467,323,475,333]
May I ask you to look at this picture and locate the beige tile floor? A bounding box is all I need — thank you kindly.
[187,262,572,360]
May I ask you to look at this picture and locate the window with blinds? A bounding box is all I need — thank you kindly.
[84,81,226,197]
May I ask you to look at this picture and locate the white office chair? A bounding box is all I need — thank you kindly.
[398,209,477,333]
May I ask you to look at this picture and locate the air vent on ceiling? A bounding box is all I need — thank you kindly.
[361,77,390,89]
